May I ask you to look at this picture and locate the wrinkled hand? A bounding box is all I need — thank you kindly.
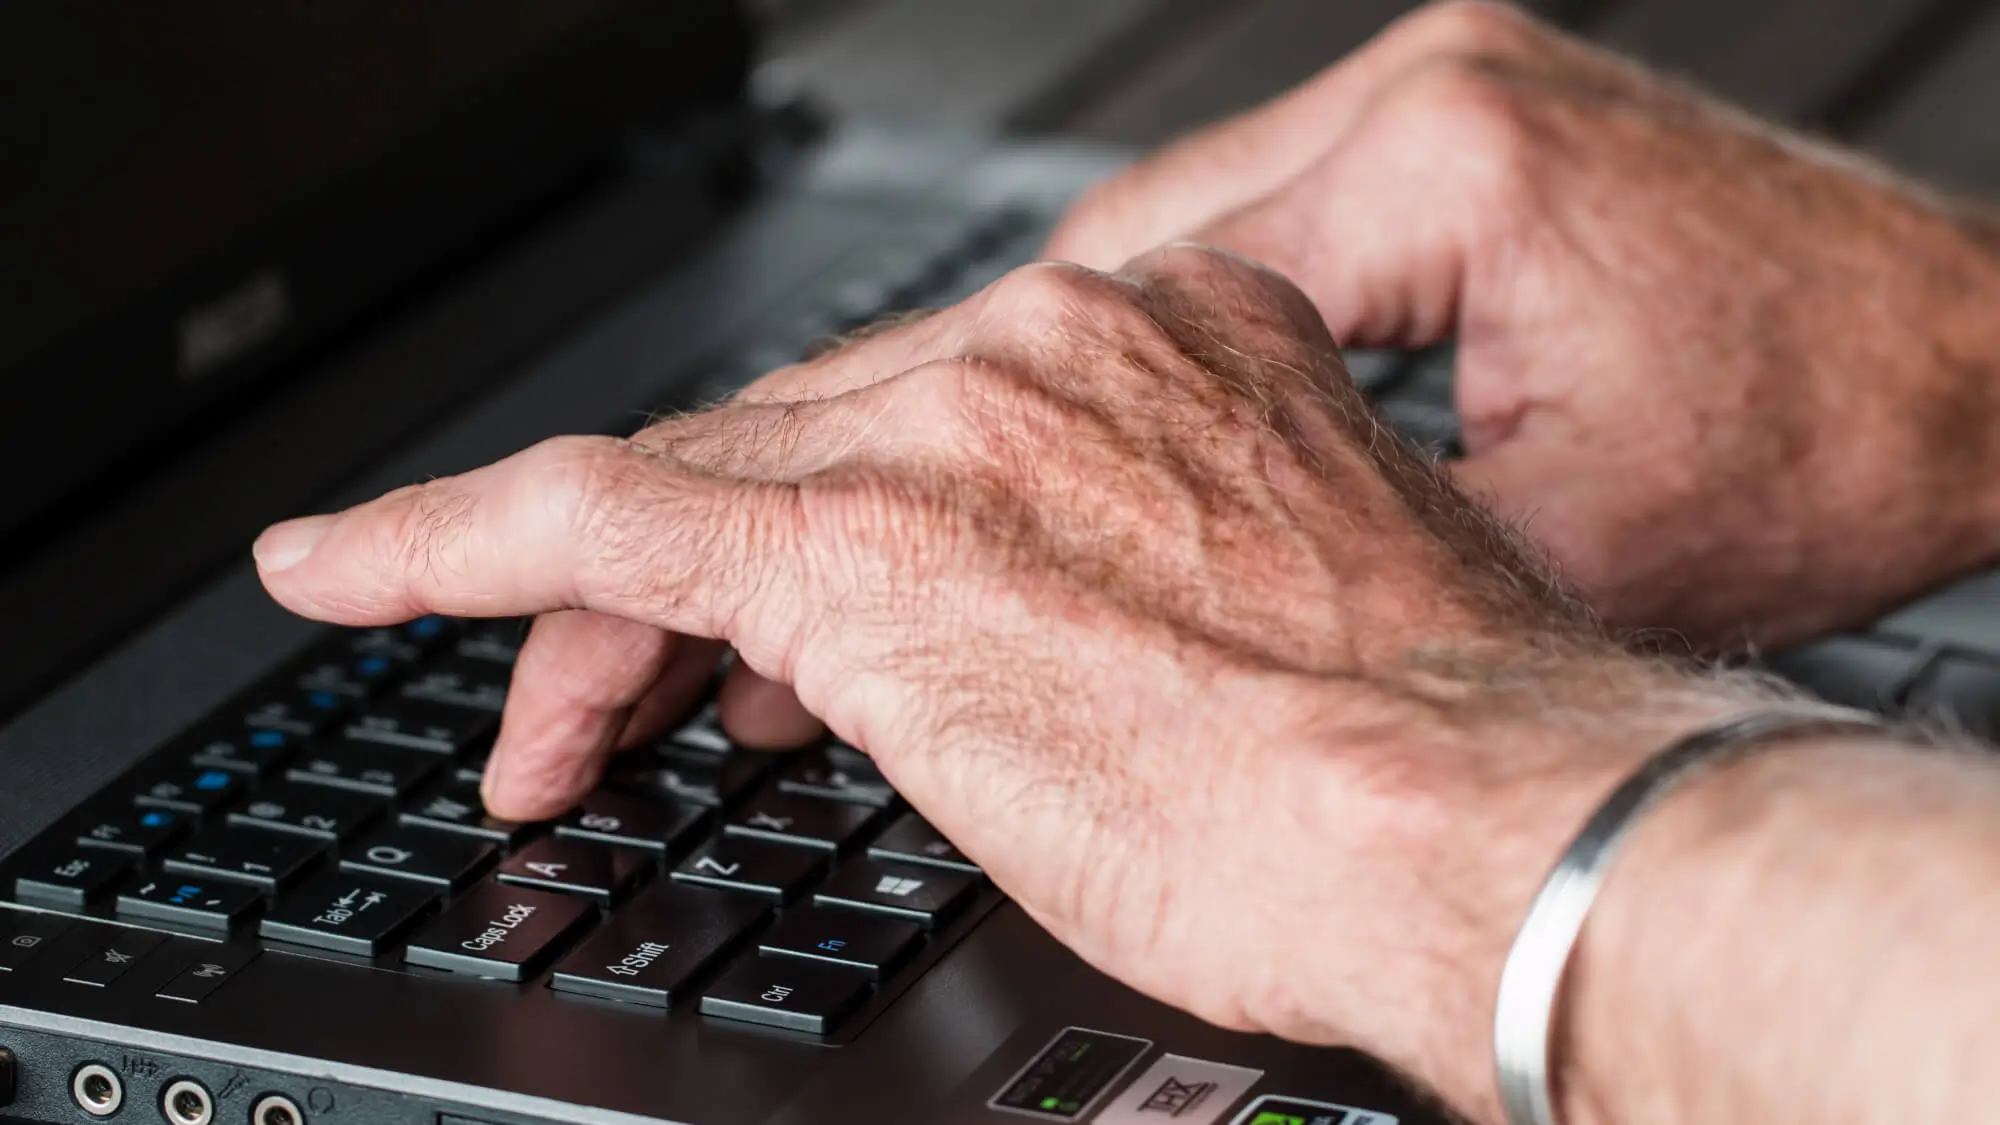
[1046,0,2000,648]
[256,246,1746,1122]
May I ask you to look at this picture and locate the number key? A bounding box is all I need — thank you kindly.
[228,781,385,841]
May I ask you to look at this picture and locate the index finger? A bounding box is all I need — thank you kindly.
[254,434,805,657]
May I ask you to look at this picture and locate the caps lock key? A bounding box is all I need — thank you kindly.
[403,881,594,981]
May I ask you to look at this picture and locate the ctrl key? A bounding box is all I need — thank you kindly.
[404,882,594,981]
[700,958,870,1035]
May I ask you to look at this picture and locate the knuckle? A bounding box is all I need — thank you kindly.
[378,480,476,586]
[981,260,1125,328]
[1399,0,1536,57]
[1386,58,1536,195]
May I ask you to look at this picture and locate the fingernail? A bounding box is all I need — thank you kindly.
[253,516,332,572]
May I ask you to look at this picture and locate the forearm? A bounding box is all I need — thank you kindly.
[1566,736,2000,1125]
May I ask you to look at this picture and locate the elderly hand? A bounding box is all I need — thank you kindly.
[1046,0,2000,649]
[255,246,1754,1122]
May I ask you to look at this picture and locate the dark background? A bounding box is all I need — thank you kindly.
[758,0,2000,197]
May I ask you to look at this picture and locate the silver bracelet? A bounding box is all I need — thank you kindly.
[1493,704,1892,1125]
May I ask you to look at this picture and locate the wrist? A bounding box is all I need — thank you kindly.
[1561,731,2000,1125]
[1273,658,1769,1124]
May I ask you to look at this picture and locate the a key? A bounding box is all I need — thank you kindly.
[548,883,766,1008]
[15,850,132,907]
[400,656,508,712]
[455,618,527,664]
[77,806,189,857]
[188,726,299,776]
[133,766,244,815]
[346,696,497,755]
[867,813,980,875]
[260,872,438,956]
[291,638,403,699]
[664,703,734,755]
[400,777,531,847]
[759,905,920,979]
[155,945,259,1004]
[229,782,385,842]
[403,881,594,981]
[671,838,824,902]
[0,910,72,971]
[117,876,262,932]
[775,749,897,808]
[163,825,323,891]
[723,792,882,854]
[611,752,767,808]
[341,825,495,891]
[555,790,706,855]
[63,929,167,987]
[286,739,440,798]
[815,859,976,930]
[495,837,648,906]
[243,688,351,737]
[700,956,871,1035]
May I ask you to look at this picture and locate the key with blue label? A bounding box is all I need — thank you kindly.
[244,688,351,737]
[188,726,299,776]
[77,807,189,856]
[133,767,244,815]
[759,905,920,979]
[118,876,262,931]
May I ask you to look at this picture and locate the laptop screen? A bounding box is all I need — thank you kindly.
[0,0,750,546]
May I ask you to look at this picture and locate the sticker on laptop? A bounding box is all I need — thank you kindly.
[989,1026,1153,1120]
[1091,1054,1263,1125]
[1229,1095,1399,1125]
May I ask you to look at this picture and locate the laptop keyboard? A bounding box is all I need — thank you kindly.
[7,614,997,1039]
[0,205,1057,1042]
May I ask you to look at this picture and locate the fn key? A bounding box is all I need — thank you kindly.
[700,958,870,1035]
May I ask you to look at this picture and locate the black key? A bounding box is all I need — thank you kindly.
[700,957,871,1035]
[346,696,497,755]
[815,860,975,929]
[611,751,768,807]
[163,826,323,891]
[244,688,352,737]
[1905,654,2000,738]
[341,825,496,891]
[118,876,262,932]
[291,642,403,699]
[759,906,920,979]
[455,618,527,664]
[230,782,385,842]
[261,873,438,956]
[665,704,734,755]
[496,837,649,906]
[776,749,897,808]
[723,792,881,853]
[0,910,72,971]
[15,850,132,907]
[286,739,440,798]
[77,806,190,857]
[867,813,980,874]
[63,929,167,987]
[671,838,824,902]
[188,725,300,776]
[398,614,457,650]
[155,945,258,1004]
[556,790,707,855]
[400,777,531,847]
[133,766,244,815]
[548,883,766,1008]
[403,881,594,981]
[401,656,509,712]
[344,616,454,662]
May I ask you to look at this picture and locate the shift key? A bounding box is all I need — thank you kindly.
[403,882,593,981]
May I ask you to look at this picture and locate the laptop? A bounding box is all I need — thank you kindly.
[0,5,1994,1125]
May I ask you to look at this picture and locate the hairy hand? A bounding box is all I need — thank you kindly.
[256,246,1751,1122]
[1046,0,2000,649]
